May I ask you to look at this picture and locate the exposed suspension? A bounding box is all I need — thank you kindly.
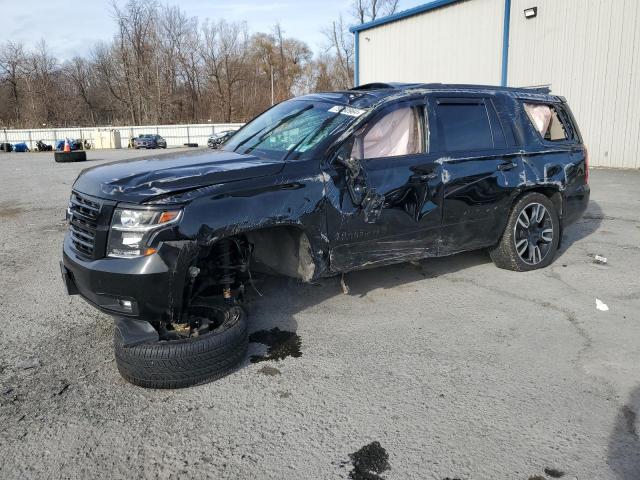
[217,238,236,302]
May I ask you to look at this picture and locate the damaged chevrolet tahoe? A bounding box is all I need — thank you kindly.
[61,83,590,388]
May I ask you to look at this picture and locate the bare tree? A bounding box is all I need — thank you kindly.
[65,57,98,125]
[0,0,369,128]
[201,20,250,123]
[0,41,26,126]
[324,0,400,89]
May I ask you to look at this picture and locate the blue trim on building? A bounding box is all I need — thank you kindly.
[501,0,512,86]
[349,0,465,33]
[354,32,360,87]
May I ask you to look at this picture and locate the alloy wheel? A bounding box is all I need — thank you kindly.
[513,202,554,265]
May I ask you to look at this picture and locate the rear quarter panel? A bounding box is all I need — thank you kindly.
[511,97,589,227]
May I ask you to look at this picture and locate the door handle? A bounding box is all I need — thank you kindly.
[497,161,517,171]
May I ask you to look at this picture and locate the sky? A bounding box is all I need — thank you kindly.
[0,0,426,60]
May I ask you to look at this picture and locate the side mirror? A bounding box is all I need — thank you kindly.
[335,153,361,179]
[334,139,362,177]
[334,146,367,207]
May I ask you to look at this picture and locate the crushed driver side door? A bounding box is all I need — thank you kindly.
[323,98,443,272]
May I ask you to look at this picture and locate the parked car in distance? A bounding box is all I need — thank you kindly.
[133,134,167,149]
[0,142,12,152]
[207,130,236,149]
[61,82,589,388]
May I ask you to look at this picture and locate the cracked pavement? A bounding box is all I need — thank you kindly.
[0,150,639,479]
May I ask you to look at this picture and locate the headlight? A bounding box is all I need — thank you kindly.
[107,208,181,258]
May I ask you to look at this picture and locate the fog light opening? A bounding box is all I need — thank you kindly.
[118,299,133,312]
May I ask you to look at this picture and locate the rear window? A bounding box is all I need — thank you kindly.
[435,101,494,151]
[524,103,572,142]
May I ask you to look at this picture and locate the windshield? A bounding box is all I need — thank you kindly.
[223,100,366,161]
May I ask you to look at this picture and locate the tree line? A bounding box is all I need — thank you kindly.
[0,0,398,129]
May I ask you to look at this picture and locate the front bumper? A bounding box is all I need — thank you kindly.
[61,234,194,323]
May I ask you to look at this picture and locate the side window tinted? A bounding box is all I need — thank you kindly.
[435,101,494,151]
[352,106,423,159]
[524,103,570,141]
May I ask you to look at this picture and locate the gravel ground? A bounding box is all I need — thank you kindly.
[0,149,639,480]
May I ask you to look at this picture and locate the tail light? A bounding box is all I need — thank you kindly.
[584,146,589,184]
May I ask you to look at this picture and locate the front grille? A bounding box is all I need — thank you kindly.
[68,192,100,257]
[67,191,115,259]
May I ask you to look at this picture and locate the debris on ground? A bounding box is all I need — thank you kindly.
[341,274,350,295]
[2,386,14,396]
[56,382,70,396]
[592,254,608,265]
[16,358,41,370]
[595,298,609,311]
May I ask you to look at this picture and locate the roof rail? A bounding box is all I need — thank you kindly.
[518,84,552,94]
[350,82,398,91]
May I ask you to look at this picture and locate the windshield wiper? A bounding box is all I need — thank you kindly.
[240,104,314,155]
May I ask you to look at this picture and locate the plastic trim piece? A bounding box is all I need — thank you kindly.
[114,317,159,347]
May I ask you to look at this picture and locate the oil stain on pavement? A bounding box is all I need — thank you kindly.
[0,204,24,219]
[543,467,565,478]
[348,441,390,480]
[248,328,302,363]
[257,365,281,376]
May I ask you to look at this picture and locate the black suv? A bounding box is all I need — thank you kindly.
[61,83,589,388]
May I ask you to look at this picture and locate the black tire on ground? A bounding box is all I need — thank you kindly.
[54,151,87,163]
[114,304,248,389]
[489,192,560,272]
[184,143,199,147]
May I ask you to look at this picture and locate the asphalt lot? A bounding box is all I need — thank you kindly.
[0,149,639,480]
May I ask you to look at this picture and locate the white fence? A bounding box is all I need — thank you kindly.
[1,123,244,150]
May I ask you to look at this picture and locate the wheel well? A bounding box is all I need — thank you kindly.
[242,226,316,282]
[515,187,563,217]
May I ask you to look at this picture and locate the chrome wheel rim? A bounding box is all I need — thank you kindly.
[513,202,554,265]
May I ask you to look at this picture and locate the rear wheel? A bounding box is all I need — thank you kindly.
[489,192,560,271]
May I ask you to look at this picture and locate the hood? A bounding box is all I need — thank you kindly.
[73,149,285,203]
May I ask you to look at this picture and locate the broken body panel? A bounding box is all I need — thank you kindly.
[61,83,589,325]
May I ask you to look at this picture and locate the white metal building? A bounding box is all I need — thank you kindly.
[351,0,640,168]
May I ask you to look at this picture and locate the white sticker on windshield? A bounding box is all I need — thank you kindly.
[328,105,366,117]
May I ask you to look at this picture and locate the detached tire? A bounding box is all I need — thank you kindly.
[489,192,560,272]
[54,151,87,163]
[114,305,248,389]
